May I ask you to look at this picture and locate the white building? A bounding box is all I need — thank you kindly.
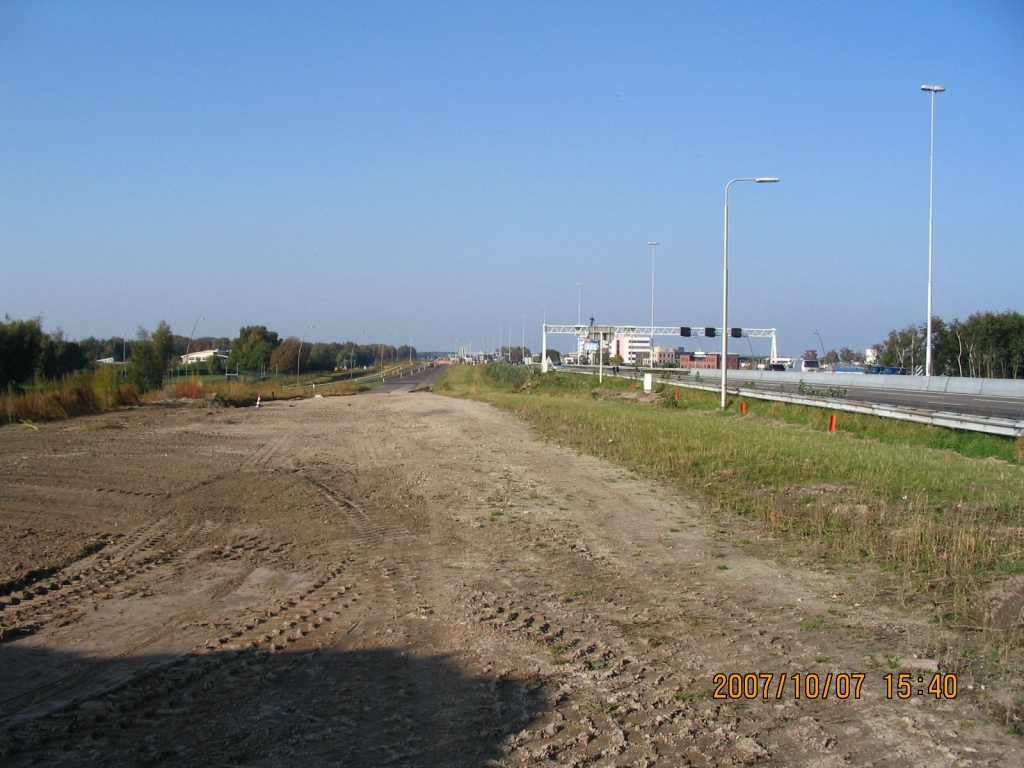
[609,333,651,365]
[179,349,228,365]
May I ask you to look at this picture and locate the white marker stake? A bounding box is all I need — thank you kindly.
[255,395,261,408]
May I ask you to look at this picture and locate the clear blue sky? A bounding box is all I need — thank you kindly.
[2,1,1022,356]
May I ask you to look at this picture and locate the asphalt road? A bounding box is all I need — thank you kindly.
[688,373,1024,421]
[369,363,451,394]
[565,365,1024,422]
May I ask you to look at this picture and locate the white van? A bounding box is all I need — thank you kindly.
[798,359,821,373]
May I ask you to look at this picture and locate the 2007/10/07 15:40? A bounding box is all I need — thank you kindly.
[711,672,958,701]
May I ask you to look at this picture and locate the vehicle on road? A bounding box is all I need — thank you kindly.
[797,359,821,373]
[764,363,787,372]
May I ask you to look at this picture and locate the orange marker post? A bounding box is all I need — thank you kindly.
[828,414,837,432]
[740,402,747,414]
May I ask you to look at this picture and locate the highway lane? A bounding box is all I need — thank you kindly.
[369,363,450,394]
[563,365,1024,422]
[680,373,1024,421]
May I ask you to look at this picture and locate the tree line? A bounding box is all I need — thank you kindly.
[226,325,416,375]
[870,311,1024,378]
[1,317,418,392]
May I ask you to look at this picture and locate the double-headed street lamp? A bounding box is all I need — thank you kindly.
[921,84,945,377]
[721,177,779,409]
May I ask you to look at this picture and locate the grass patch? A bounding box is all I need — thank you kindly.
[439,364,1024,638]
[800,617,833,630]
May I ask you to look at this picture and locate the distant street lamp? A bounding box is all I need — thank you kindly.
[721,178,779,409]
[814,330,825,357]
[521,315,526,364]
[184,314,203,379]
[297,324,314,386]
[648,241,659,328]
[576,282,584,326]
[921,84,946,377]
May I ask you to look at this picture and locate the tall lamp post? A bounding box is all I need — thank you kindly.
[721,177,779,409]
[521,315,526,364]
[184,314,203,379]
[814,330,825,358]
[297,324,313,386]
[575,282,584,326]
[921,84,945,377]
[648,241,659,328]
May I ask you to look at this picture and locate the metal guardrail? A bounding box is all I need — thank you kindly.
[562,365,1024,438]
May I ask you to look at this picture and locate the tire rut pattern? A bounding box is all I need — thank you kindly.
[461,586,780,766]
[0,520,176,644]
[0,466,432,760]
[0,560,358,758]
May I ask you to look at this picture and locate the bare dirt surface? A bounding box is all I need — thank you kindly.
[1,391,1021,766]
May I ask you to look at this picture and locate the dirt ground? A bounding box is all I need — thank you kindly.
[1,390,1021,766]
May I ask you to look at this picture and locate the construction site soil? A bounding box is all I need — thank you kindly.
[1,391,1020,766]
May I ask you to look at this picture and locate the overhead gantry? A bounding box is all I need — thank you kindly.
[540,324,779,372]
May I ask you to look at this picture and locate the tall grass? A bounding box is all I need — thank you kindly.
[1,369,369,426]
[2,367,140,424]
[443,364,1024,635]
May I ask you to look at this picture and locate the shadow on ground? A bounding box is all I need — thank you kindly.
[1,645,548,767]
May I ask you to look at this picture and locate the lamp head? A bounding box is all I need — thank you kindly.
[755,177,780,183]
[648,241,659,246]
[921,85,946,93]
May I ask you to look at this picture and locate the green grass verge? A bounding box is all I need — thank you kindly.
[438,363,1024,635]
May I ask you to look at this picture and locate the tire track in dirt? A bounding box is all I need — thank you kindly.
[0,519,174,644]
[0,441,441,763]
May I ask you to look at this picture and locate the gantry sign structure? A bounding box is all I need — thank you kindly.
[540,324,778,373]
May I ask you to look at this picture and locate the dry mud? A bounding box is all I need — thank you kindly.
[0,392,1021,766]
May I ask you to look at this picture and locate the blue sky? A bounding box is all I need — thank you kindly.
[1,1,1022,356]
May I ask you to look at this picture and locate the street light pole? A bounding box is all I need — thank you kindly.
[922,84,945,377]
[722,177,779,409]
[521,315,525,364]
[814,330,825,357]
[297,324,313,386]
[184,314,203,379]
[576,282,583,326]
[648,242,659,328]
